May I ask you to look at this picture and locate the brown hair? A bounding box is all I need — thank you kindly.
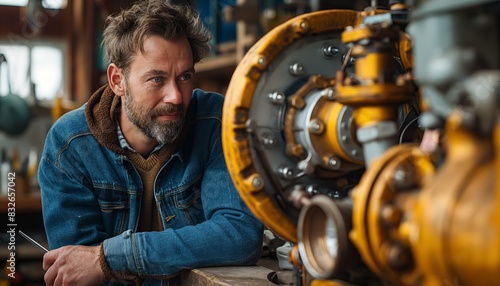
[102,0,211,74]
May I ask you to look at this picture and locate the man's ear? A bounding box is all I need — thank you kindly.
[107,63,125,96]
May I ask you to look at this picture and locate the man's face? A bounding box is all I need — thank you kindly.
[122,35,194,144]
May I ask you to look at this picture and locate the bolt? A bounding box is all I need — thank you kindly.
[328,156,342,170]
[381,205,402,226]
[251,176,264,190]
[278,166,294,179]
[321,87,335,100]
[322,45,339,58]
[387,244,413,271]
[299,20,309,32]
[393,168,407,182]
[306,185,320,196]
[309,119,325,135]
[289,62,305,76]
[261,136,275,147]
[268,91,285,104]
[392,165,418,190]
[342,53,356,66]
[257,56,267,67]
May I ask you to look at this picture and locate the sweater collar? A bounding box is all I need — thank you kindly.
[84,84,124,154]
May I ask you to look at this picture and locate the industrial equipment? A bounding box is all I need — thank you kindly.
[222,0,500,285]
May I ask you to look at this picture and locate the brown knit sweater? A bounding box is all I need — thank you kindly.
[128,152,164,231]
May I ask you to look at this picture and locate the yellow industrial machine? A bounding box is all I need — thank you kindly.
[222,0,500,285]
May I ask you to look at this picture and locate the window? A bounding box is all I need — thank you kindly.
[0,0,67,9]
[0,0,28,6]
[0,41,66,101]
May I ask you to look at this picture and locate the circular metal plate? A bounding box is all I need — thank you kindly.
[222,10,360,243]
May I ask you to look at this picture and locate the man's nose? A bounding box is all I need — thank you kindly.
[162,82,183,105]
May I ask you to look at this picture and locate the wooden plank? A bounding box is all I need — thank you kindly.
[181,266,277,286]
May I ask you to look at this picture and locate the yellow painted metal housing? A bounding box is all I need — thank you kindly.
[350,111,500,286]
[410,112,500,286]
[350,144,435,285]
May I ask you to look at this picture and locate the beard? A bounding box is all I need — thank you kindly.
[123,86,185,145]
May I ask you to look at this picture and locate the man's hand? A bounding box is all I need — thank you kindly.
[43,245,106,286]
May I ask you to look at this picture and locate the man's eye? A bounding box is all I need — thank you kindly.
[151,77,163,83]
[179,74,192,81]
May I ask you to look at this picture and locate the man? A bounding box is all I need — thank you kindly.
[38,1,263,285]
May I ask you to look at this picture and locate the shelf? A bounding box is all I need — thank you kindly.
[195,53,239,77]
[194,52,240,93]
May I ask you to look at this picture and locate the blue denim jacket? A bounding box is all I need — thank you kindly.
[39,87,263,285]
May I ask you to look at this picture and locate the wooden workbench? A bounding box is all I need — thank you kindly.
[180,258,293,286]
[181,266,276,286]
